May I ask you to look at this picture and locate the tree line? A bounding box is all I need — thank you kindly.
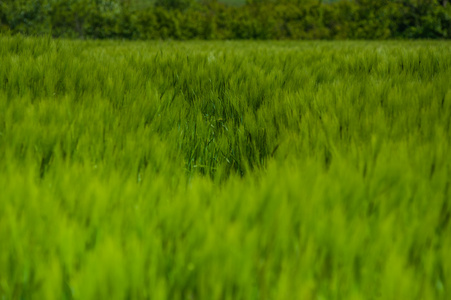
[0,0,450,39]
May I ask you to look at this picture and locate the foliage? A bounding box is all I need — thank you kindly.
[1,36,451,299]
[0,0,450,39]
[154,0,196,10]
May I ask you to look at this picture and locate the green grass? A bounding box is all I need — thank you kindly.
[0,36,450,299]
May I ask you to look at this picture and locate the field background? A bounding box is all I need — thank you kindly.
[1,0,450,39]
[133,0,340,7]
[132,0,339,7]
[1,36,450,299]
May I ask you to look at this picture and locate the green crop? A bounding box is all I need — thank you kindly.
[0,36,450,299]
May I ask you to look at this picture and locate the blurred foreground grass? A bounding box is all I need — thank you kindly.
[0,36,450,299]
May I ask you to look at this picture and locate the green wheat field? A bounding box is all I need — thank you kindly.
[0,36,450,299]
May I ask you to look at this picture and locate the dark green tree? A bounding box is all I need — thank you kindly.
[154,0,195,10]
